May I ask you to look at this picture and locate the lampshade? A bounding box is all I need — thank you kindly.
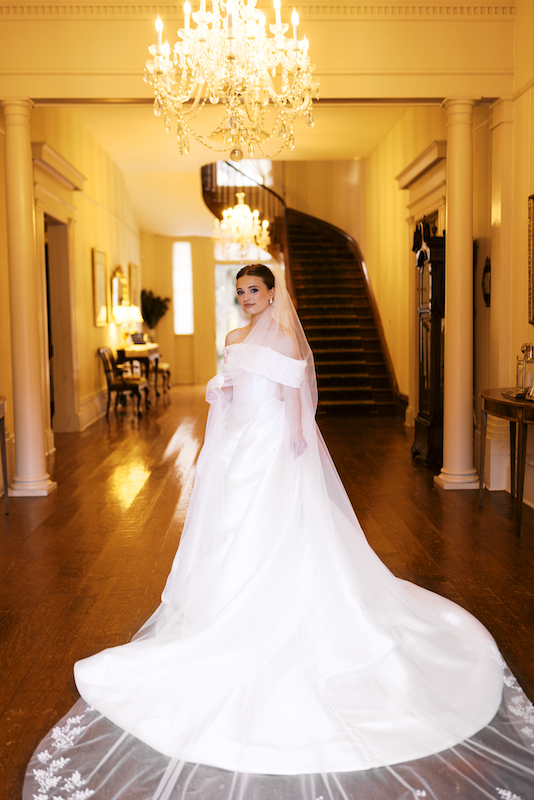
[113,304,144,325]
[113,305,130,324]
[129,305,144,324]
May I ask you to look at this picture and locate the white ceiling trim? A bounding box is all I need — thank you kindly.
[32,142,86,190]
[396,140,447,189]
[0,66,514,78]
[0,2,515,20]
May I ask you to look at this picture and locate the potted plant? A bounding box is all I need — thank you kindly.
[141,289,171,341]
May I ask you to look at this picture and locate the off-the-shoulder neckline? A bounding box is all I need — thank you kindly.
[224,342,305,364]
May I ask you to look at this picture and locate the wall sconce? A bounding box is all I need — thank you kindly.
[482,257,491,307]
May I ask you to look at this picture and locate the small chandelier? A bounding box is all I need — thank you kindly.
[214,192,271,258]
[144,0,319,162]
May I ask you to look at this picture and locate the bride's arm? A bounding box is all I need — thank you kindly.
[274,331,307,456]
[206,331,239,404]
[281,385,307,457]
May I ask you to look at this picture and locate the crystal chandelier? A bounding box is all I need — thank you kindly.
[144,0,319,162]
[214,192,271,258]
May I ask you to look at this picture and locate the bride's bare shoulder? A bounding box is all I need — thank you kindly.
[271,327,300,360]
[225,327,249,346]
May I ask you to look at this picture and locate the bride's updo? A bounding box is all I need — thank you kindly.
[236,264,275,291]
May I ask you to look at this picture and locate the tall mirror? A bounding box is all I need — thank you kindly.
[111,266,129,310]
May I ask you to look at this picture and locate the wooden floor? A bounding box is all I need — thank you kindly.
[1,387,534,800]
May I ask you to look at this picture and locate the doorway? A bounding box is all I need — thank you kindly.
[44,214,78,433]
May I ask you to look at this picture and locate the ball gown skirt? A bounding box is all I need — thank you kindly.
[24,345,534,800]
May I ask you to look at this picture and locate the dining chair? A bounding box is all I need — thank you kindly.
[98,348,150,418]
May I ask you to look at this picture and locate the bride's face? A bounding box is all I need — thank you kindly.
[236,276,274,317]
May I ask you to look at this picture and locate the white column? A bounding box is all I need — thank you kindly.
[478,98,514,491]
[435,99,479,490]
[2,99,57,496]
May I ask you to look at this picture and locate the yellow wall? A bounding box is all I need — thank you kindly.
[511,0,534,499]
[360,108,448,398]
[281,160,364,246]
[473,105,493,422]
[511,0,534,364]
[141,233,216,386]
[30,107,140,428]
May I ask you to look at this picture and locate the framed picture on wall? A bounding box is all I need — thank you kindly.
[92,248,109,327]
[129,262,140,307]
[530,196,534,324]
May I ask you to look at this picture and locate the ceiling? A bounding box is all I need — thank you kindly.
[73,103,408,237]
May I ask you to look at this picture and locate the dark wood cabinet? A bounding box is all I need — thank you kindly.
[411,235,445,466]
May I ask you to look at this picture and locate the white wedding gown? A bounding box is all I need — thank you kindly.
[24,342,534,800]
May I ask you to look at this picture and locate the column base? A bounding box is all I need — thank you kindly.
[434,468,480,490]
[9,474,57,496]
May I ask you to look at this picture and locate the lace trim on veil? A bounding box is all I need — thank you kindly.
[223,343,306,389]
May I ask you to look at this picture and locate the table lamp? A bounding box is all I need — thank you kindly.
[113,304,144,345]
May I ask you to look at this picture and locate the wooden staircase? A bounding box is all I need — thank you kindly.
[286,209,397,415]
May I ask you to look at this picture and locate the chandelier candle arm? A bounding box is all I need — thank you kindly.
[144,0,319,161]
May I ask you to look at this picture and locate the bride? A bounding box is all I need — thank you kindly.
[25,265,534,799]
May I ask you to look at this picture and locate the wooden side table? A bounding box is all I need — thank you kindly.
[479,388,534,536]
[0,396,9,515]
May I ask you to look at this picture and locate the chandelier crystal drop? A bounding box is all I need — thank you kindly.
[214,192,271,257]
[144,0,319,162]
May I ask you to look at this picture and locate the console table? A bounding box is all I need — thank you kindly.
[479,388,534,536]
[118,343,161,396]
[0,396,9,515]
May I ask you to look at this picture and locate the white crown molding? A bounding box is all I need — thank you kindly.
[0,2,515,20]
[32,142,86,190]
[0,65,513,78]
[316,67,513,76]
[396,140,447,189]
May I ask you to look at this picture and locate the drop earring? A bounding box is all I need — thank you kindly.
[269,297,273,305]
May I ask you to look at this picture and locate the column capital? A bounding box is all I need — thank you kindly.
[443,99,476,128]
[442,97,478,108]
[1,98,33,118]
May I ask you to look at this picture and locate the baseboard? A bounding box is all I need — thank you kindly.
[395,391,409,419]
[78,389,108,431]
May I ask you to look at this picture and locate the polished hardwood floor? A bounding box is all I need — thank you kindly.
[1,387,534,799]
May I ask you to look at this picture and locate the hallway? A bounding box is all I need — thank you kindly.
[1,387,534,799]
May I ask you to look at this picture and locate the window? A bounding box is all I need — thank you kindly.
[172,242,194,335]
[216,159,273,188]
